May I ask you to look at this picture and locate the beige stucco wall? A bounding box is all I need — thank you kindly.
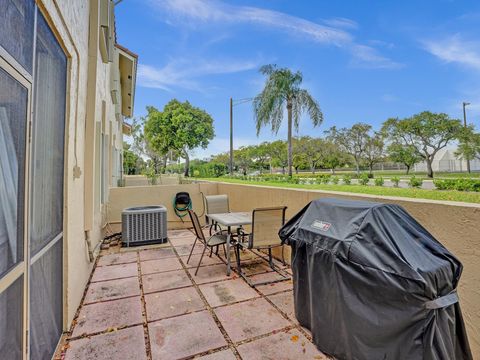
[107,183,219,230]
[212,182,480,355]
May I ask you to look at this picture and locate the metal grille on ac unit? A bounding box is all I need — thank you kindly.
[121,205,168,247]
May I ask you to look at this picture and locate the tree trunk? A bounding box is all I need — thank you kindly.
[426,157,433,178]
[369,163,373,175]
[295,167,299,174]
[355,160,360,176]
[184,152,190,177]
[406,165,410,175]
[287,100,293,177]
[311,164,316,174]
[332,168,336,175]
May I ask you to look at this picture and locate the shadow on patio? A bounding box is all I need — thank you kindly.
[60,229,328,360]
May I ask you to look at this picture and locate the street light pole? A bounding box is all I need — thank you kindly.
[463,101,471,173]
[229,97,233,175]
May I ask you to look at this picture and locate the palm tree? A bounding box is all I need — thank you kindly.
[253,64,323,177]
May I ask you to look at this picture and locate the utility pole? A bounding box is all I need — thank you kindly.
[229,97,233,175]
[463,101,471,173]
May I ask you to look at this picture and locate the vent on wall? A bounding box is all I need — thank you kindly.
[122,205,168,246]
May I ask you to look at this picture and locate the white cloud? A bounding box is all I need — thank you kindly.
[137,58,261,92]
[150,0,400,69]
[423,35,480,70]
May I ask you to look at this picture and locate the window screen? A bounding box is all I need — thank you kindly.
[0,67,27,278]
[30,11,67,255]
[0,276,23,360]
[0,0,35,73]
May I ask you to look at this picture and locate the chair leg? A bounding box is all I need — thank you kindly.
[195,244,209,276]
[222,244,227,257]
[268,248,274,269]
[186,237,198,264]
[209,247,213,257]
[236,244,241,272]
[281,245,286,266]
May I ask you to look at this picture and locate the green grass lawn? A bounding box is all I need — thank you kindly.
[199,177,480,204]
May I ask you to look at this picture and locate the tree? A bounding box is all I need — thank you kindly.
[301,137,324,173]
[250,142,271,173]
[234,146,254,175]
[387,143,421,174]
[130,116,165,173]
[455,126,480,168]
[123,142,142,175]
[382,112,463,178]
[292,137,310,174]
[253,64,323,177]
[320,141,349,174]
[267,140,289,174]
[144,100,215,177]
[326,123,372,175]
[362,133,385,174]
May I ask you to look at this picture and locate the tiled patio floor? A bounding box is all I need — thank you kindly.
[62,229,328,360]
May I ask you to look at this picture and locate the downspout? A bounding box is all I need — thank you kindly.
[85,230,94,262]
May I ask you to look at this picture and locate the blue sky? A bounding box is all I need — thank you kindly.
[116,0,480,159]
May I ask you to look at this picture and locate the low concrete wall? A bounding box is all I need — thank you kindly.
[124,175,181,187]
[214,182,480,355]
[108,183,218,230]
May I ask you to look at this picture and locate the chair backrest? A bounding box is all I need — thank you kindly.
[188,209,205,242]
[204,194,229,215]
[250,206,287,249]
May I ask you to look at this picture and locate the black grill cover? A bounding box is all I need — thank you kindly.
[279,198,472,360]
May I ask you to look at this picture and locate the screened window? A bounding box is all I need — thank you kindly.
[0,276,23,359]
[0,0,35,73]
[0,67,27,278]
[30,11,67,255]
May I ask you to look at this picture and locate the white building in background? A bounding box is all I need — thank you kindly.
[414,148,480,173]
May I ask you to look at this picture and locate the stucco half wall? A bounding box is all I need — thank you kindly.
[107,181,479,355]
[107,183,219,229]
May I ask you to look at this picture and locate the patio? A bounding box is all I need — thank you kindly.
[60,229,328,360]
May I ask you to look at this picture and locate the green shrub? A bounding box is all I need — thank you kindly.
[434,178,480,192]
[374,177,384,186]
[409,176,423,188]
[331,176,339,184]
[359,173,370,186]
[391,176,400,187]
[343,175,352,185]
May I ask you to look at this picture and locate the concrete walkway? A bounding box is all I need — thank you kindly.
[61,229,328,360]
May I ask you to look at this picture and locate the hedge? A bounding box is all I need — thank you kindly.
[434,178,480,192]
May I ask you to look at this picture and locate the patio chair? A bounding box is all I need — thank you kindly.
[204,194,229,235]
[187,209,228,275]
[235,206,290,287]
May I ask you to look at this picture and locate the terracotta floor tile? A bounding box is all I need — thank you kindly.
[65,326,146,360]
[175,243,205,256]
[97,252,138,266]
[214,298,290,342]
[251,272,293,295]
[72,296,143,337]
[140,257,183,274]
[199,278,259,307]
[267,290,298,324]
[84,277,140,304]
[145,286,205,321]
[91,262,138,282]
[197,349,237,360]
[187,263,231,284]
[142,270,192,293]
[148,310,227,360]
[237,329,326,360]
[180,253,224,268]
[139,247,176,261]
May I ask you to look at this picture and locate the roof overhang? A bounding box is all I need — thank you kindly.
[115,44,138,118]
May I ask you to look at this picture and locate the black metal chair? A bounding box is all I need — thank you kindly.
[187,209,228,275]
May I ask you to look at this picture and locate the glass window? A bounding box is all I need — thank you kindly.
[0,67,27,278]
[30,11,67,255]
[0,0,35,73]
